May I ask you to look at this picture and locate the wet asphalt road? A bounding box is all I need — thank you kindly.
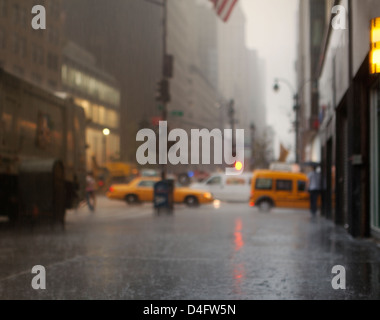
[0,196,379,300]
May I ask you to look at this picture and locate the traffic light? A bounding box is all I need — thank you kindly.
[235,161,243,171]
[156,79,170,103]
[163,54,174,78]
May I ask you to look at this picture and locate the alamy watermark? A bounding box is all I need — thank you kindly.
[31,265,46,290]
[30,263,346,291]
[31,5,46,30]
[331,5,347,30]
[331,265,346,290]
[136,121,245,176]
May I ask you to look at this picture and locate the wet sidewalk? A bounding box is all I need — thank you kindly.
[0,202,379,300]
[244,210,380,300]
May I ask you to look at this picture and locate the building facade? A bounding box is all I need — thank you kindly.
[62,0,267,173]
[62,0,162,163]
[216,2,267,169]
[297,0,328,164]
[317,0,380,238]
[0,0,63,91]
[61,41,121,170]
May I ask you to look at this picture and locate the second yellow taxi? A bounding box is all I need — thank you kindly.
[106,177,214,206]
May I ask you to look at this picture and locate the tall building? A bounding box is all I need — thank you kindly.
[248,49,267,138]
[216,2,267,168]
[60,41,121,170]
[62,0,163,162]
[316,0,380,239]
[166,0,222,129]
[62,0,267,173]
[296,0,327,163]
[193,0,219,89]
[0,0,63,91]
[164,0,225,173]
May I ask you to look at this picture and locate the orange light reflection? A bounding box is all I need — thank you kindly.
[234,218,244,252]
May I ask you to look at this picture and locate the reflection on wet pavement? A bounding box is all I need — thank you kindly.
[0,199,379,300]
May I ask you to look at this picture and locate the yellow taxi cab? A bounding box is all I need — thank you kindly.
[249,170,314,211]
[106,177,214,206]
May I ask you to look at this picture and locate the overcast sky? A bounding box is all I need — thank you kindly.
[240,0,299,161]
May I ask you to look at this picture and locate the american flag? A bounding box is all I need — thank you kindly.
[210,0,239,23]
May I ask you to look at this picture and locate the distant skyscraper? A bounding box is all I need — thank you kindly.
[215,2,267,167]
[194,0,219,89]
[217,4,266,132]
[166,0,222,131]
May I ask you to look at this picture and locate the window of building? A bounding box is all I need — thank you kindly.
[31,72,42,84]
[47,52,58,71]
[92,105,99,124]
[12,35,19,55]
[98,106,106,126]
[370,86,380,231]
[0,0,7,18]
[49,1,60,18]
[106,110,119,129]
[48,28,59,45]
[61,65,120,107]
[13,65,24,76]
[74,98,91,119]
[0,28,5,49]
[32,45,44,64]
[20,7,26,27]
[48,79,57,89]
[32,45,38,63]
[12,3,19,24]
[20,37,27,58]
[276,180,293,192]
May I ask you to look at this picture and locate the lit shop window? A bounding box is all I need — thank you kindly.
[62,65,120,107]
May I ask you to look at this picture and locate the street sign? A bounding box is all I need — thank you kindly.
[170,111,184,117]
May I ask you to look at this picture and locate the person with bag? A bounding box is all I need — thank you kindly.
[307,166,321,217]
[86,172,97,212]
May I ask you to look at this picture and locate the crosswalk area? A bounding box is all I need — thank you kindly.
[65,196,200,224]
[66,196,155,223]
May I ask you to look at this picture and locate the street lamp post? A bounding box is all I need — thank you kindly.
[273,78,317,165]
[103,128,110,164]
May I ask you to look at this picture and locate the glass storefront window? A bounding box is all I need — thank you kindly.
[107,110,119,129]
[98,106,106,126]
[370,86,380,231]
[62,64,121,107]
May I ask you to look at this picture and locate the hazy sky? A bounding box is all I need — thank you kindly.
[240,0,299,161]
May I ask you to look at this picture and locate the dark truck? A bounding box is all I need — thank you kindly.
[0,69,86,226]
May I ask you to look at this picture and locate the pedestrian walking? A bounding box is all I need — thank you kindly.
[86,172,96,211]
[307,166,321,217]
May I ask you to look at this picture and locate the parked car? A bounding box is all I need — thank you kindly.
[249,170,317,211]
[106,177,214,206]
[189,172,252,202]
